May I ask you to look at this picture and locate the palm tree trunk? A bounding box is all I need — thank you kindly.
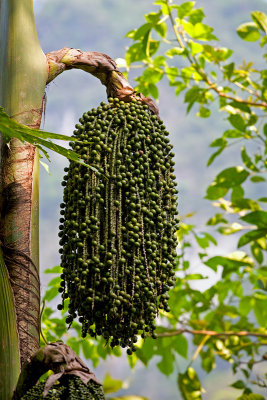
[0,1,47,396]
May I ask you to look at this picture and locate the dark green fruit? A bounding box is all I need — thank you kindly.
[58,98,179,350]
[21,375,104,400]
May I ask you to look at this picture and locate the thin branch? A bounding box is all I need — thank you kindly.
[165,3,267,109]
[208,84,267,108]
[166,0,185,49]
[157,328,267,339]
[188,335,210,368]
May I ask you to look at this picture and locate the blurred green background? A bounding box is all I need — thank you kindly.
[33,1,267,398]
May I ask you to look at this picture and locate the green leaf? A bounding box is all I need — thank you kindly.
[231,186,244,202]
[189,41,204,55]
[223,62,235,79]
[197,106,211,118]
[155,335,175,376]
[254,298,267,326]
[0,249,20,399]
[237,22,261,42]
[238,229,267,247]
[239,296,254,316]
[236,394,265,400]
[218,222,244,235]
[241,211,267,228]
[259,197,267,203]
[175,82,187,95]
[103,373,123,394]
[250,175,265,182]
[0,107,75,142]
[178,367,202,400]
[204,252,253,273]
[134,23,152,40]
[44,265,62,274]
[186,273,207,280]
[202,45,233,62]
[251,11,267,34]
[184,86,204,110]
[148,83,159,99]
[154,1,169,15]
[214,166,249,188]
[172,334,188,358]
[166,67,179,83]
[181,21,217,41]
[188,9,205,25]
[210,138,226,148]
[43,286,59,302]
[165,47,186,58]
[110,397,148,400]
[145,10,162,24]
[194,232,217,248]
[67,337,81,356]
[135,338,155,366]
[207,147,225,166]
[228,114,246,131]
[125,43,146,64]
[231,379,246,389]
[205,185,228,200]
[207,213,227,225]
[228,101,251,113]
[153,55,166,67]
[263,123,267,137]
[142,67,164,84]
[23,133,93,171]
[251,242,264,264]
[223,129,243,138]
[241,146,259,171]
[148,39,160,57]
[201,348,215,373]
[176,2,195,19]
[206,167,249,200]
[0,108,92,168]
[154,22,167,38]
[81,340,94,359]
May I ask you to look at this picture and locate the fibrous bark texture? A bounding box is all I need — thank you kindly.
[0,0,47,370]
[2,140,40,366]
[13,342,101,399]
[46,48,159,116]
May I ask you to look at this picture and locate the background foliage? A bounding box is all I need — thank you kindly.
[4,0,267,399]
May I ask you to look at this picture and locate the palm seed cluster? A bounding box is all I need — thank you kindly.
[58,98,179,354]
[21,376,104,400]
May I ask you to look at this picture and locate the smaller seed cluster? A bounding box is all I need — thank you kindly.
[21,376,105,400]
[58,98,179,353]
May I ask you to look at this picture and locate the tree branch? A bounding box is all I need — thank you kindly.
[157,328,267,339]
[46,47,159,116]
[208,84,267,109]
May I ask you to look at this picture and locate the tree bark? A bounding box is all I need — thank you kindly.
[0,0,47,377]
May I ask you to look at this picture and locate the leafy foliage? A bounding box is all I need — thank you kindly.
[42,2,267,399]
[0,107,95,169]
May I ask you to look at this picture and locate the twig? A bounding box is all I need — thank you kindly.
[157,328,267,339]
[166,0,185,49]
[165,1,267,109]
[188,335,210,368]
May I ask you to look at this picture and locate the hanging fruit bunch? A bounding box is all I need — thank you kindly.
[21,375,104,400]
[58,97,179,354]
